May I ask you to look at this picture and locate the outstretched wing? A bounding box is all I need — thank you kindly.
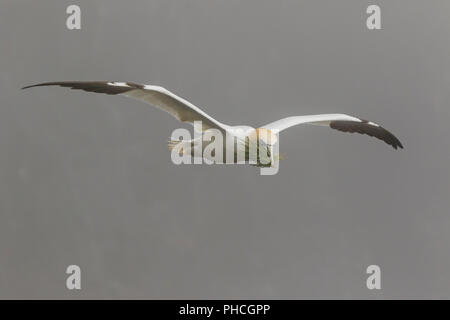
[22,81,229,132]
[262,114,403,149]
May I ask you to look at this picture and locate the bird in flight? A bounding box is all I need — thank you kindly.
[22,81,403,167]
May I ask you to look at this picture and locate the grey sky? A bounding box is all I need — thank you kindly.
[1,0,450,298]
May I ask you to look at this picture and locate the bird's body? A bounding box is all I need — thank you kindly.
[169,126,277,166]
[22,81,403,167]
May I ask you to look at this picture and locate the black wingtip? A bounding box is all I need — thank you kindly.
[22,82,73,90]
[389,139,403,150]
[22,82,62,90]
[392,135,404,150]
[330,120,404,151]
[21,83,49,90]
[20,81,141,95]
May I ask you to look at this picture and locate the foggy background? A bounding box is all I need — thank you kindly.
[1,0,450,299]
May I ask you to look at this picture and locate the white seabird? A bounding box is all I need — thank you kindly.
[22,81,403,166]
